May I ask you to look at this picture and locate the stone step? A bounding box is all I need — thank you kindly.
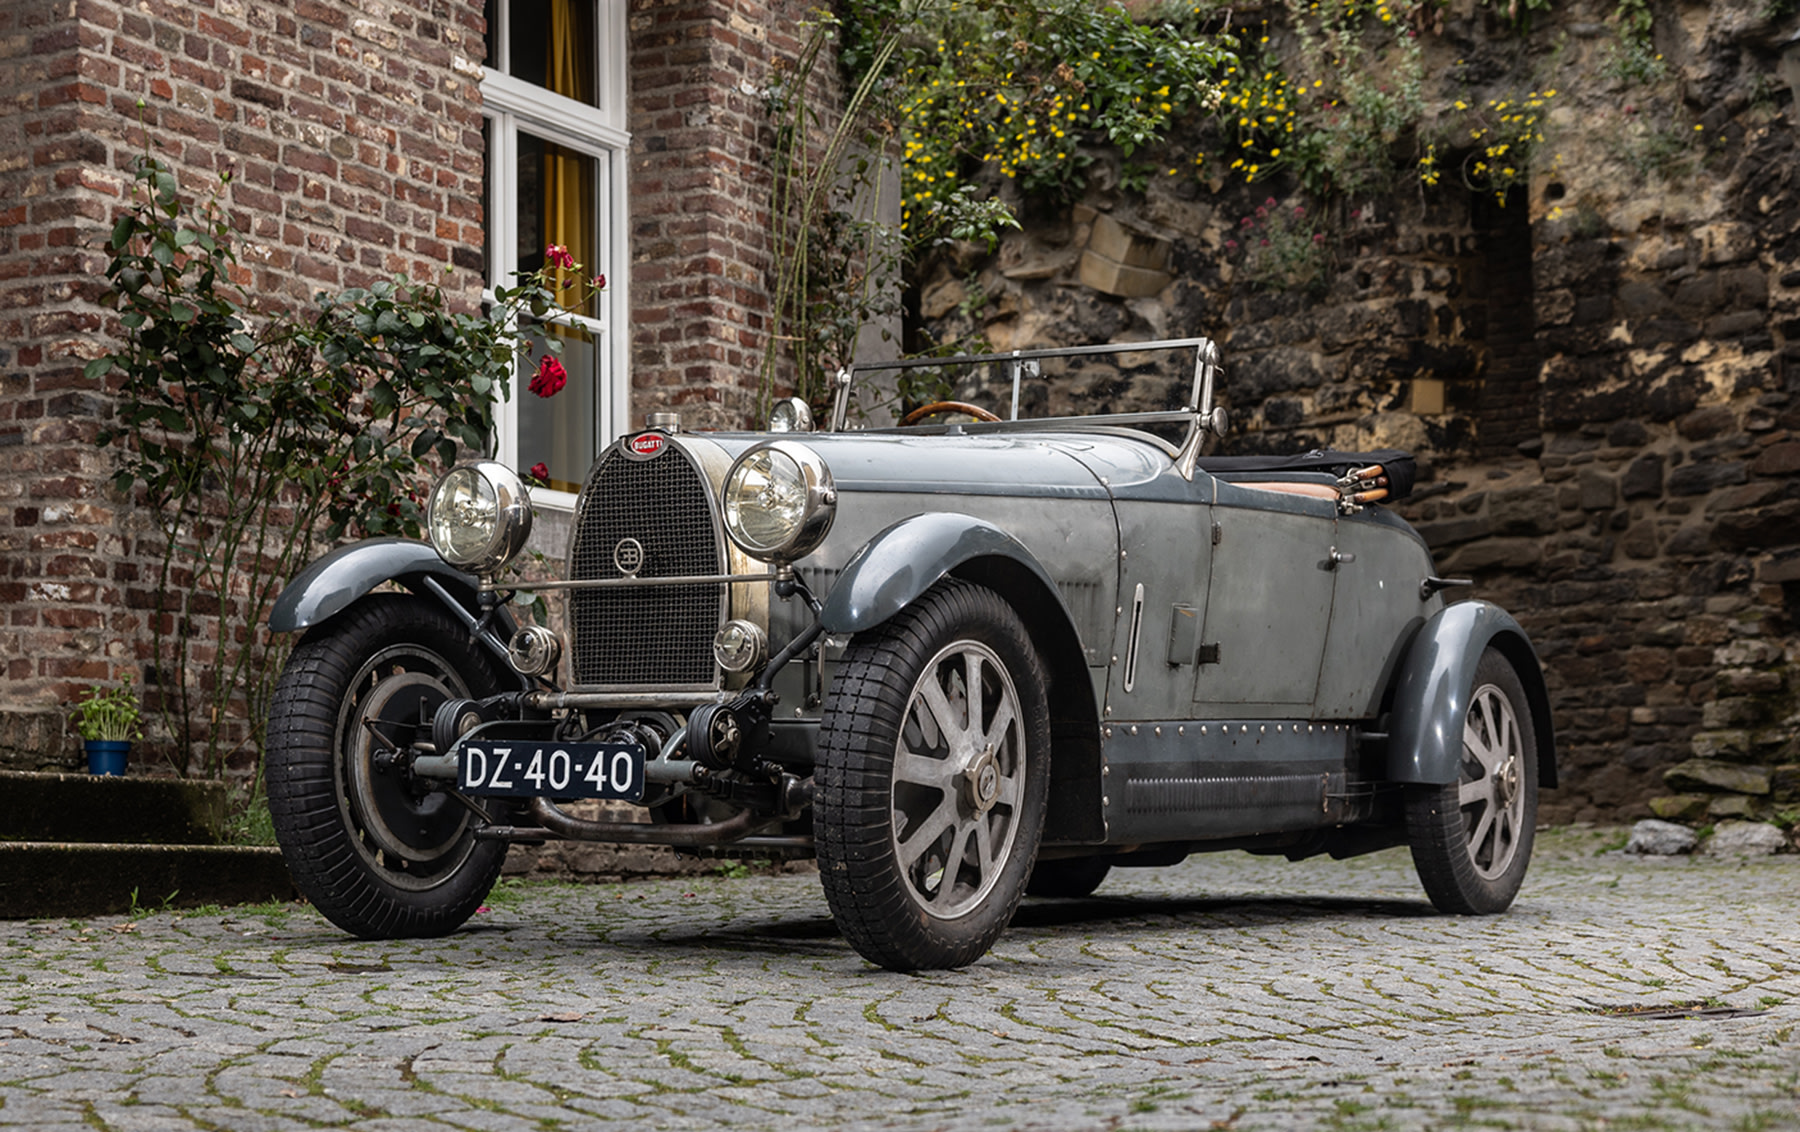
[0,843,295,919]
[0,770,229,845]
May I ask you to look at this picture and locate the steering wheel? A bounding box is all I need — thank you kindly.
[899,400,1002,427]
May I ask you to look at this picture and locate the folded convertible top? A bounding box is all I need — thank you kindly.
[1195,448,1418,503]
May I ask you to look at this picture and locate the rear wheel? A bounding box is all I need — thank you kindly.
[816,579,1050,971]
[266,594,512,938]
[1405,648,1539,915]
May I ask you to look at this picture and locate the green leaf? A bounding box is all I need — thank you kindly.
[83,357,114,381]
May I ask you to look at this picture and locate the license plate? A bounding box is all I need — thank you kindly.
[455,741,645,801]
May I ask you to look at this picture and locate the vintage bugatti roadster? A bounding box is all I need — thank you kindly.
[266,337,1554,971]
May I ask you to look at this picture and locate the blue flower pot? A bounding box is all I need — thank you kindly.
[85,740,130,776]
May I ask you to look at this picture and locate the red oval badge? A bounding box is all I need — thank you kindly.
[626,432,666,460]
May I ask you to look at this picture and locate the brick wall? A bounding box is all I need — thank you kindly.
[1,0,835,769]
[625,0,823,431]
[0,0,489,768]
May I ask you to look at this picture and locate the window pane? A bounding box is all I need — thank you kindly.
[517,132,597,315]
[508,0,595,107]
[515,129,602,492]
[519,330,598,494]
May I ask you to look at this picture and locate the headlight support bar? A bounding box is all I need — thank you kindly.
[480,571,778,593]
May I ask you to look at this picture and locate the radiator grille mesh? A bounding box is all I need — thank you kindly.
[568,446,722,688]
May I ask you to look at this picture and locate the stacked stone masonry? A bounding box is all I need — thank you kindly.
[916,0,1800,823]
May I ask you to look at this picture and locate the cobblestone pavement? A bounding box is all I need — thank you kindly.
[2,828,1797,1131]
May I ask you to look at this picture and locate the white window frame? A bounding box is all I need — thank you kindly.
[481,0,631,512]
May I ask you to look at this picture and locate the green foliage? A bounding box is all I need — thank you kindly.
[127,887,178,917]
[89,152,578,777]
[1614,0,1654,44]
[761,9,908,411]
[1221,4,1425,198]
[72,675,141,742]
[896,0,1233,224]
[1224,196,1330,293]
[1608,117,1704,183]
[1598,0,1665,90]
[1598,37,1666,86]
[1452,88,1559,204]
[224,777,277,845]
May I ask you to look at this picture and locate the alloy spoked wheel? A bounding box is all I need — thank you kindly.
[816,578,1050,971]
[1459,681,1528,881]
[1406,647,1539,915]
[890,639,1027,919]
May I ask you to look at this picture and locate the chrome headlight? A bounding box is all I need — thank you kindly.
[768,396,814,433]
[427,461,533,576]
[721,440,836,564]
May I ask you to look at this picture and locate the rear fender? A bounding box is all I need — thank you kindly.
[1385,600,1557,788]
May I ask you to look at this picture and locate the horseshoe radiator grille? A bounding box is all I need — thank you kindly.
[567,445,724,689]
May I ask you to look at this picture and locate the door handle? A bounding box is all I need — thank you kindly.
[1328,547,1355,569]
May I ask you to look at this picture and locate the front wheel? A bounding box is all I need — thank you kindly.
[266,594,513,938]
[1405,648,1539,915]
[816,579,1051,971]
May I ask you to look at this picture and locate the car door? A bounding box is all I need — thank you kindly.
[1192,480,1339,715]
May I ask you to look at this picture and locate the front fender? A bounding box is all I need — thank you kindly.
[1386,600,1557,787]
[818,512,1066,634]
[269,538,486,633]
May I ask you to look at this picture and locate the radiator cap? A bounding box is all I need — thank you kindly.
[646,410,681,433]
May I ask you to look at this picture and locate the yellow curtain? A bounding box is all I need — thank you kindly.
[544,0,593,318]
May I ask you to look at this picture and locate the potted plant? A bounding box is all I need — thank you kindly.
[72,675,141,776]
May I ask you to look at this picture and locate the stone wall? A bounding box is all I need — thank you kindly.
[913,0,1800,824]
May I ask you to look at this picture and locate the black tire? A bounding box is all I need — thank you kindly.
[1026,856,1112,898]
[1405,648,1539,915]
[816,579,1051,971]
[266,594,511,938]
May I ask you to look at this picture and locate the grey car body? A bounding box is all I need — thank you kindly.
[267,337,1554,971]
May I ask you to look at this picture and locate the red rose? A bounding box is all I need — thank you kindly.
[545,244,574,269]
[529,355,567,397]
[528,462,549,485]
[592,273,606,290]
